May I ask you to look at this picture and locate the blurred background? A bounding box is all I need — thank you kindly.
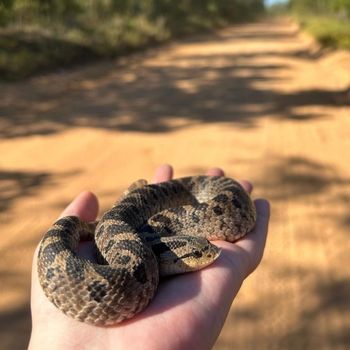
[0,1,349,349]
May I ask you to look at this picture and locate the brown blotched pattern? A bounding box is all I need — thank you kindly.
[37,176,256,325]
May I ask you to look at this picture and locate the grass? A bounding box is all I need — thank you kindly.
[0,15,172,81]
[0,0,265,82]
[296,15,350,50]
[0,9,242,81]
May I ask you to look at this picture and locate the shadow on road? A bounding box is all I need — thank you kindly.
[0,169,79,214]
[0,21,349,139]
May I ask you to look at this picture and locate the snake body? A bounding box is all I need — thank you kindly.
[38,176,256,325]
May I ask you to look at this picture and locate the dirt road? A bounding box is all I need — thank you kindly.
[1,19,349,349]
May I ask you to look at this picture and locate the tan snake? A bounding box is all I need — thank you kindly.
[37,176,256,325]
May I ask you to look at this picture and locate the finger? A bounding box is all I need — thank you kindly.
[35,191,98,260]
[59,191,99,222]
[153,164,173,183]
[238,180,253,194]
[206,167,225,176]
[205,168,253,195]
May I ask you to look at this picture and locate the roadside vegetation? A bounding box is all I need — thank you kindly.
[287,1,350,50]
[0,0,264,80]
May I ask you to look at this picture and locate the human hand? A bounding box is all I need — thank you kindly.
[29,165,270,350]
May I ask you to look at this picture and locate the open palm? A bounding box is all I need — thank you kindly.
[29,165,270,350]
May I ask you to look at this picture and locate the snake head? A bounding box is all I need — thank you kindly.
[154,237,221,277]
[178,238,221,271]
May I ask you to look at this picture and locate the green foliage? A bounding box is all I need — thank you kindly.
[289,0,350,51]
[289,0,350,17]
[0,0,265,80]
[299,16,350,49]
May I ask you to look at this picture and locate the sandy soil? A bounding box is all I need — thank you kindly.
[0,18,350,350]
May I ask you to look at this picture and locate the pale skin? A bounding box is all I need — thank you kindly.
[29,164,270,350]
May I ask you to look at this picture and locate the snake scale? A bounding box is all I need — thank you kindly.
[38,176,256,325]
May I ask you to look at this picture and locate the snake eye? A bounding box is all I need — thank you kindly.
[193,250,203,258]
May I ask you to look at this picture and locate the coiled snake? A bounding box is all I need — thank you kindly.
[38,176,256,325]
